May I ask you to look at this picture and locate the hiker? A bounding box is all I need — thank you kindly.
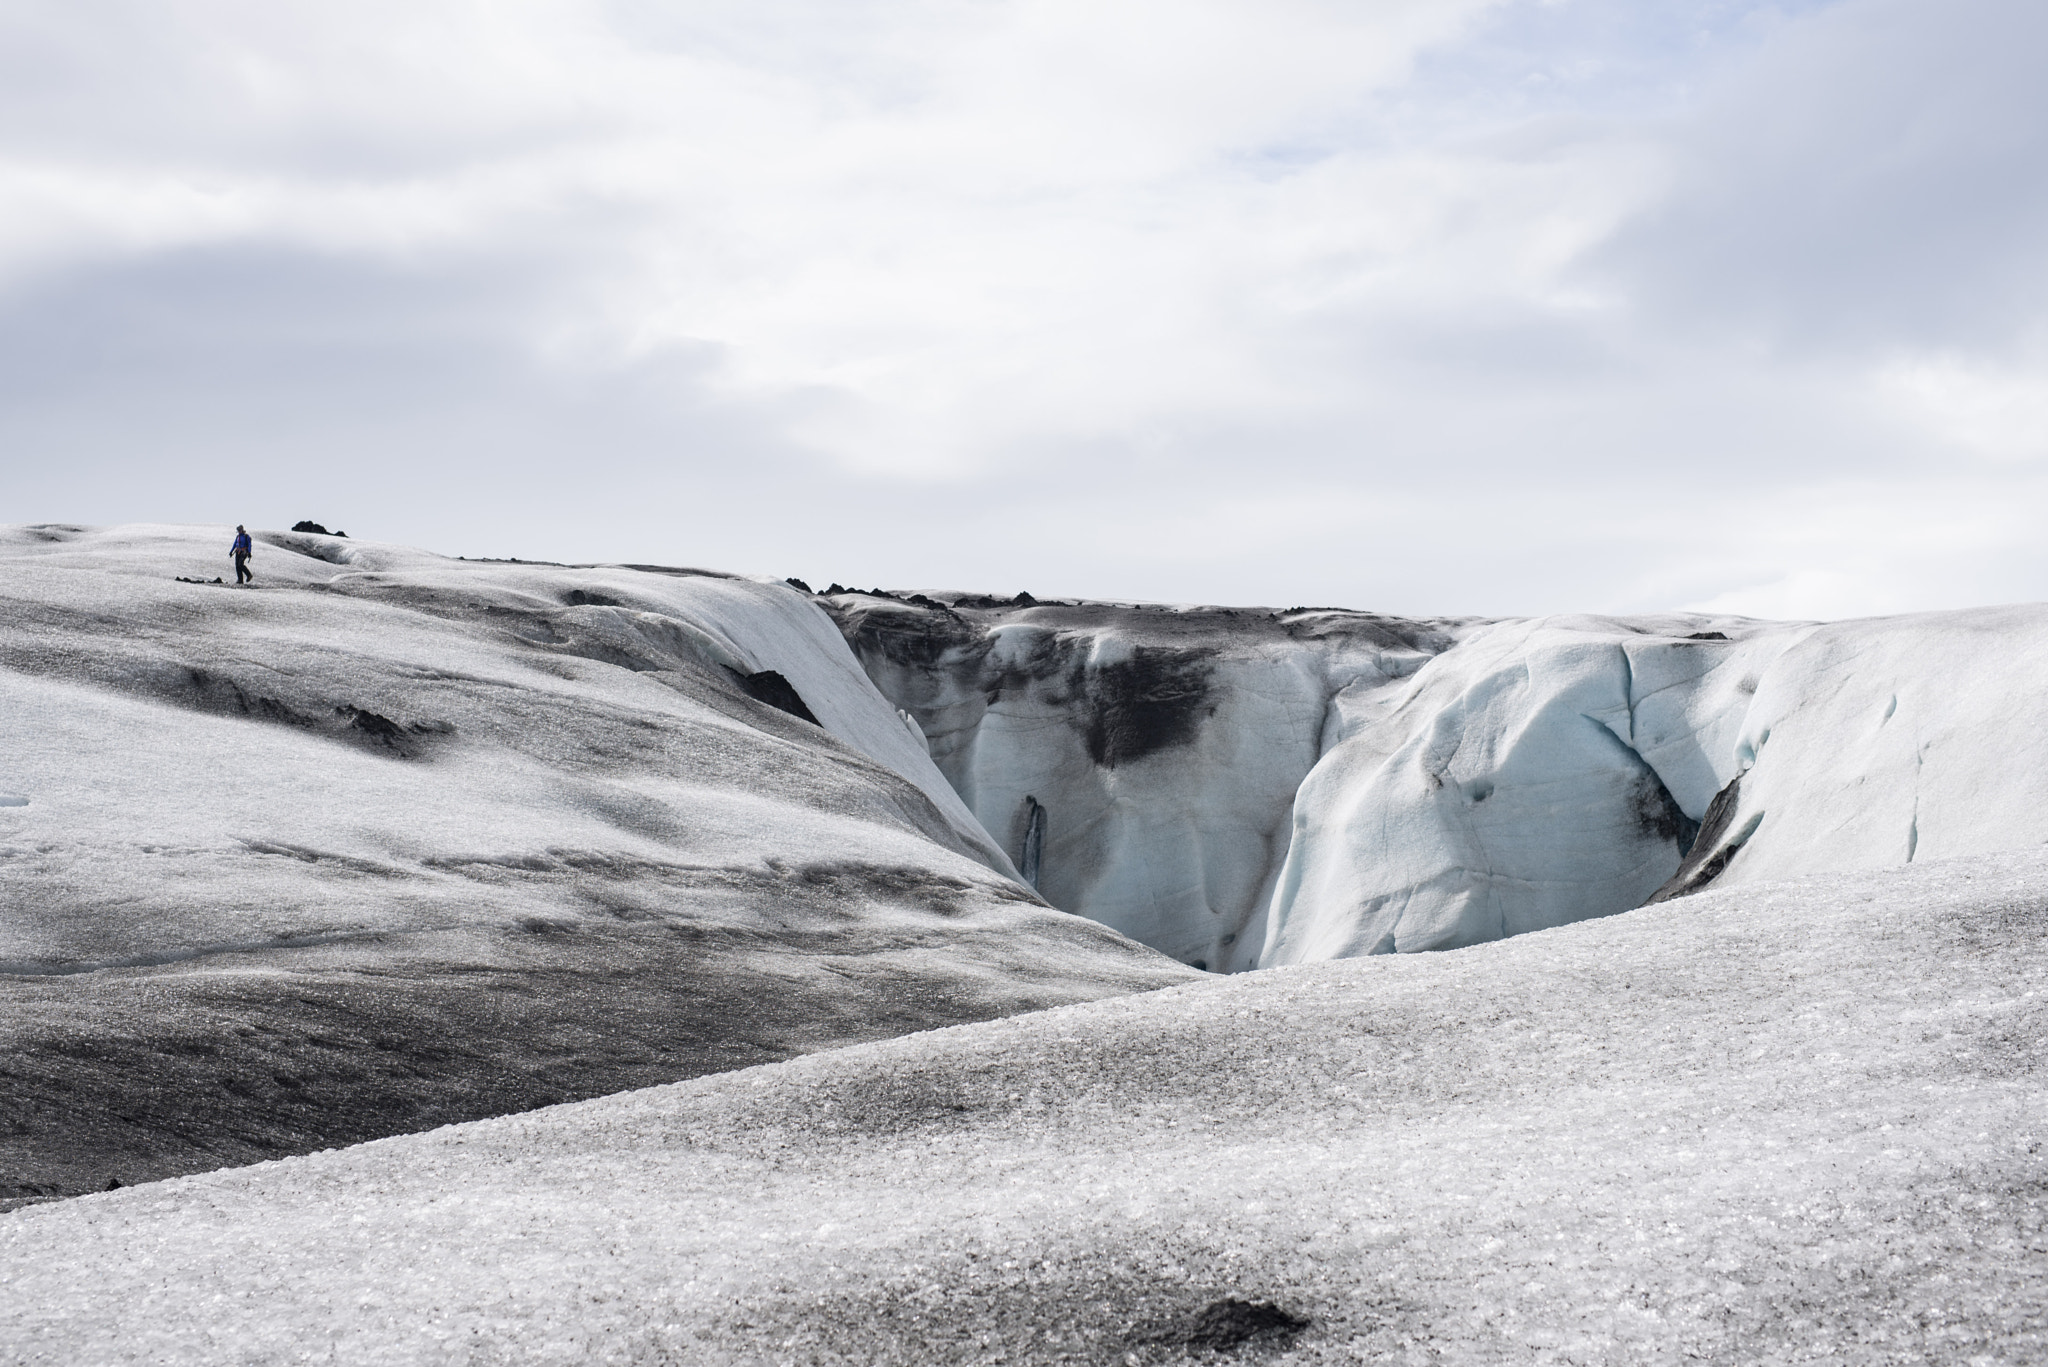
[230,525,253,584]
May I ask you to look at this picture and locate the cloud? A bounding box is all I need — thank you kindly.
[1594,0,2048,350]
[2,0,2045,619]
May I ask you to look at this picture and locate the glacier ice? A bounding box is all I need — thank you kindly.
[8,525,2048,1362]
[822,595,1463,971]
[825,593,2048,967]
[0,525,1190,1205]
[14,522,2048,1210]
[5,848,2043,1364]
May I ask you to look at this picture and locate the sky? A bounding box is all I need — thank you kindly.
[2,0,2044,618]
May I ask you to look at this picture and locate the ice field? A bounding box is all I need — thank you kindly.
[0,526,1189,1206]
[3,523,2047,1363]
[4,851,2044,1364]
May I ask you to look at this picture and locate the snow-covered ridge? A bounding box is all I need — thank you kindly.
[0,525,1190,1204]
[823,591,2048,969]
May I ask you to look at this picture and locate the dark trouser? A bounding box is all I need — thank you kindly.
[233,552,251,583]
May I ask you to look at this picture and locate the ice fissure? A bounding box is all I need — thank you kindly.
[1018,796,1046,888]
[1644,776,1753,903]
[822,594,2048,969]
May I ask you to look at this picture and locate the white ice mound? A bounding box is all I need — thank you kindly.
[1260,616,1794,961]
[1652,605,2048,887]
[1265,606,2048,963]
[827,594,2048,968]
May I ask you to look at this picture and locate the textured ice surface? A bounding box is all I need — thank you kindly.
[1261,615,1790,962]
[1675,606,2048,883]
[824,596,1470,971]
[827,594,2048,967]
[0,525,1190,1203]
[4,850,2043,1365]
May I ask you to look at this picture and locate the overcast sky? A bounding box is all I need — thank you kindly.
[3,0,2043,617]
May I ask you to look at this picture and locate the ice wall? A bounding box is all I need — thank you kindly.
[827,593,2048,968]
[1258,617,1799,962]
[1647,605,2048,899]
[823,597,1467,972]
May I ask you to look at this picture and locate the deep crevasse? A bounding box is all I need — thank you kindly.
[824,594,2048,969]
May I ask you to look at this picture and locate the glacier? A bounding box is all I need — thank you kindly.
[0,525,1191,1205]
[823,592,2048,969]
[6,849,2043,1364]
[6,524,2048,1363]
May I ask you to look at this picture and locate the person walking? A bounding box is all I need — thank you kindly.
[230,525,254,584]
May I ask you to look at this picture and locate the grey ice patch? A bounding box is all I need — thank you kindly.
[0,794,27,807]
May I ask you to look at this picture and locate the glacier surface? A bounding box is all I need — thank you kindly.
[4,849,2043,1364]
[6,526,2048,1362]
[0,525,1191,1204]
[825,593,2048,968]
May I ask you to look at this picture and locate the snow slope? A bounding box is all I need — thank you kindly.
[5,849,2043,1365]
[826,594,2048,968]
[0,525,1191,1205]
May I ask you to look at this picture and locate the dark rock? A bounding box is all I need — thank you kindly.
[291,521,332,535]
[1630,769,1699,855]
[336,706,404,744]
[1018,796,1045,888]
[329,705,455,758]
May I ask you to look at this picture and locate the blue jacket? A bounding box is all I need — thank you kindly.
[232,532,252,554]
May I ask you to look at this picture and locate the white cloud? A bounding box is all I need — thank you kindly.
[2,0,2047,616]
[1880,350,2048,463]
[0,0,1522,473]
